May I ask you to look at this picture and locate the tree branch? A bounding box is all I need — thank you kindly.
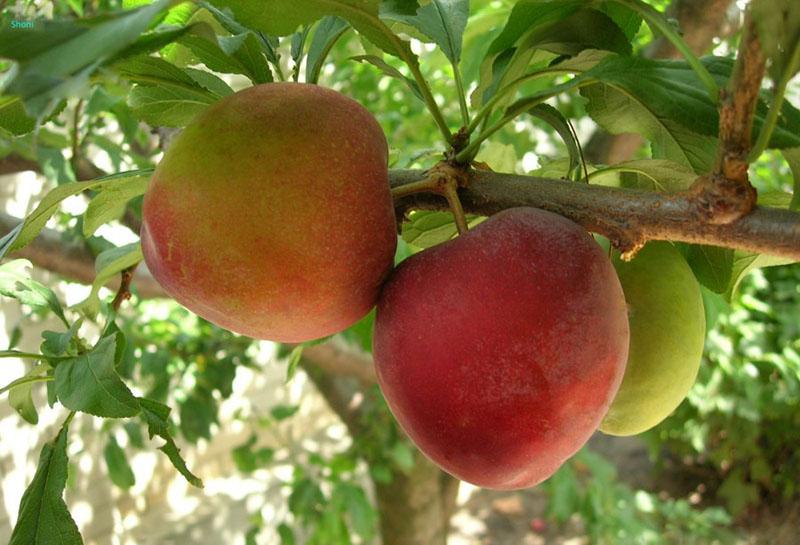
[0,211,165,299]
[390,169,800,259]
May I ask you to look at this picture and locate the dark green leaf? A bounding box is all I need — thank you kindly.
[104,435,136,489]
[0,260,68,326]
[686,245,734,294]
[232,435,275,473]
[139,397,204,487]
[0,96,36,135]
[527,103,580,179]
[55,335,140,418]
[335,483,376,539]
[306,17,350,84]
[277,522,296,545]
[0,0,171,116]
[178,390,217,441]
[383,0,468,64]
[9,423,82,545]
[270,404,300,421]
[41,322,82,357]
[128,84,216,127]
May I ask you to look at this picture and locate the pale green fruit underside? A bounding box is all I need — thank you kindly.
[600,242,705,436]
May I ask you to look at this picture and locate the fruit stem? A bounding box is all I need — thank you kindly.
[390,163,471,236]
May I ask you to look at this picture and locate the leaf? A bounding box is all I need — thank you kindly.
[306,16,350,84]
[0,260,69,327]
[0,169,153,258]
[104,435,136,489]
[286,345,304,382]
[41,321,82,357]
[128,85,216,127]
[335,483,376,539]
[208,0,414,61]
[474,140,518,173]
[76,243,143,317]
[350,55,423,100]
[724,252,796,302]
[527,103,580,179]
[179,32,272,83]
[0,96,36,135]
[751,0,800,82]
[185,68,235,97]
[9,366,48,425]
[402,210,483,249]
[686,245,734,294]
[8,423,82,545]
[232,435,274,473]
[270,404,300,421]
[54,335,140,418]
[588,159,697,192]
[0,0,171,117]
[586,56,800,149]
[782,147,800,210]
[581,81,717,173]
[139,397,204,487]
[382,0,468,64]
[83,175,150,236]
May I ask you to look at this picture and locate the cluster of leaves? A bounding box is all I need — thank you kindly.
[645,263,800,516]
[543,448,735,544]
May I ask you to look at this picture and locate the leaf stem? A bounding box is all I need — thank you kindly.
[748,41,800,162]
[0,351,66,360]
[442,183,468,235]
[612,0,719,102]
[453,63,470,127]
[0,375,53,397]
[467,66,571,135]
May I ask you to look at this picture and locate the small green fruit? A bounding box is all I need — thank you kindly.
[600,242,705,436]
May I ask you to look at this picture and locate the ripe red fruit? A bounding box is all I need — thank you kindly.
[141,83,396,342]
[373,208,629,489]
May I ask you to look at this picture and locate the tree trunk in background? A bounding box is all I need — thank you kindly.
[302,356,460,545]
[374,454,460,545]
[585,0,736,165]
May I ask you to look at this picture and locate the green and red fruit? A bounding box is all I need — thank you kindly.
[141,83,396,342]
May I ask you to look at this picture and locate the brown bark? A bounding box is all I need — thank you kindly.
[391,169,800,259]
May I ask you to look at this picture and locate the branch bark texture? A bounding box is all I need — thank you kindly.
[390,169,800,260]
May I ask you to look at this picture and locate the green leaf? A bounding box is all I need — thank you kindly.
[8,422,82,545]
[724,252,796,302]
[382,0,468,64]
[277,522,296,545]
[0,260,69,327]
[83,175,150,237]
[128,85,216,127]
[0,170,152,258]
[0,96,36,135]
[587,159,697,192]
[586,56,800,150]
[104,435,136,489]
[42,322,82,357]
[335,483,376,539]
[0,0,171,117]
[209,0,414,61]
[270,404,300,421]
[581,81,717,173]
[474,141,518,172]
[139,397,204,487]
[306,16,350,84]
[232,434,274,473]
[9,366,48,425]
[782,147,800,210]
[402,210,484,249]
[179,32,272,83]
[751,0,800,82]
[54,335,140,418]
[76,243,143,317]
[286,345,304,382]
[527,103,580,179]
[686,245,734,294]
[350,55,423,100]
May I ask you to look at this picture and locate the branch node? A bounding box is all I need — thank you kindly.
[687,173,758,225]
